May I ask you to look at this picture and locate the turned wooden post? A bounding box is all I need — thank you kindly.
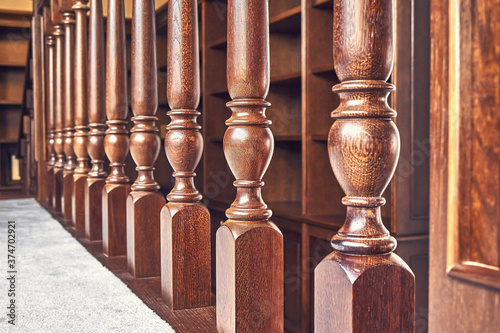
[85,0,107,241]
[61,1,76,223]
[103,0,130,256]
[160,0,211,310]
[45,31,55,208]
[72,0,90,229]
[216,0,283,331]
[314,1,415,332]
[52,20,65,214]
[127,0,165,277]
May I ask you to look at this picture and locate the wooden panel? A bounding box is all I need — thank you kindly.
[429,0,500,331]
[0,106,22,139]
[0,68,25,104]
[0,33,30,67]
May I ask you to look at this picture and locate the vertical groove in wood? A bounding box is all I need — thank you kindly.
[216,0,283,331]
[45,33,56,207]
[62,10,76,223]
[88,0,107,179]
[72,0,90,175]
[161,0,211,310]
[314,1,415,331]
[103,0,129,257]
[53,23,65,213]
[127,0,165,278]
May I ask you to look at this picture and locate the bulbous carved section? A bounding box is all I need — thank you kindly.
[104,120,129,184]
[64,129,76,170]
[224,99,274,222]
[73,127,90,174]
[54,131,65,168]
[328,81,399,255]
[165,110,203,203]
[130,116,160,191]
[48,132,56,166]
[88,124,107,178]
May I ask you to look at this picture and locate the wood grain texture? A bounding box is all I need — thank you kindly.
[429,0,500,331]
[52,23,64,214]
[62,10,75,223]
[160,0,211,310]
[72,0,90,228]
[315,1,415,332]
[103,0,130,257]
[45,32,55,208]
[85,0,107,241]
[127,0,165,277]
[216,0,284,331]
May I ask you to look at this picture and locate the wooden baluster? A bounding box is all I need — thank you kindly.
[103,0,129,256]
[52,17,65,214]
[61,0,76,223]
[72,0,90,229]
[314,1,415,332]
[216,0,283,331]
[85,0,107,241]
[127,0,165,277]
[44,24,55,208]
[160,0,211,310]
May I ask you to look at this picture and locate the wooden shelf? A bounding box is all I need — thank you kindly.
[269,6,301,34]
[312,0,333,10]
[270,71,301,86]
[0,100,22,106]
[311,134,328,142]
[0,139,18,144]
[0,63,26,68]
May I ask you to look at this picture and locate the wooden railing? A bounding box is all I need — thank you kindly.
[30,0,415,331]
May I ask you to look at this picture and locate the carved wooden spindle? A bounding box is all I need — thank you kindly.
[85,0,107,241]
[216,0,283,331]
[61,3,76,223]
[52,22,65,214]
[127,0,166,277]
[314,1,415,332]
[103,0,129,257]
[72,0,90,229]
[45,33,56,208]
[160,0,211,310]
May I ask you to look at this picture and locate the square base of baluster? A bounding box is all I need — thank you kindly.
[84,177,106,241]
[53,167,63,214]
[161,202,211,310]
[46,166,54,208]
[62,170,74,223]
[314,251,415,333]
[126,191,165,278]
[216,220,283,333]
[102,183,130,257]
[72,173,87,229]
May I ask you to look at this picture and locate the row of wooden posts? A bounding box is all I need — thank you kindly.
[40,0,415,331]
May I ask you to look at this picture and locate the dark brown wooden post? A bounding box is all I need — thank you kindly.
[52,19,65,214]
[61,1,76,223]
[72,0,90,229]
[216,0,283,331]
[103,0,130,256]
[85,0,107,241]
[160,0,211,310]
[45,29,55,208]
[314,1,415,332]
[127,0,165,277]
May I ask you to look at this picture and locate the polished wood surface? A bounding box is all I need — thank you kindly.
[72,0,90,229]
[127,0,165,278]
[314,0,414,332]
[216,0,283,331]
[429,0,500,331]
[85,0,107,241]
[160,0,211,310]
[103,0,130,257]
[52,21,64,214]
[61,8,76,223]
